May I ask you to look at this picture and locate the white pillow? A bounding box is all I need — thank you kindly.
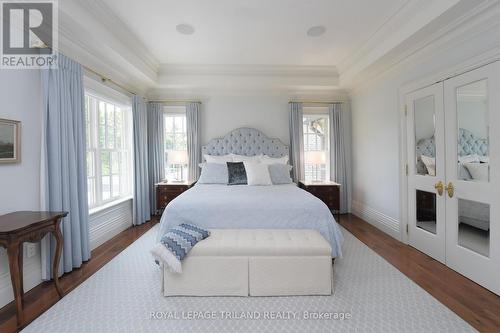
[261,155,289,165]
[421,155,436,176]
[464,162,489,181]
[458,155,480,164]
[231,153,262,163]
[243,161,272,186]
[204,154,233,164]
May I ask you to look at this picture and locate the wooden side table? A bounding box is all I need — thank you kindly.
[299,180,341,216]
[156,181,196,214]
[0,211,68,328]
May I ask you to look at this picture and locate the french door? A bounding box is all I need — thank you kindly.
[406,60,500,294]
[443,61,500,295]
[406,83,446,263]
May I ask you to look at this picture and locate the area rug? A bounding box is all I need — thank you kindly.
[22,225,474,332]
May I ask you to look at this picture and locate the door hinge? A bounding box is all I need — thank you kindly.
[406,224,409,234]
[405,164,408,176]
[404,105,408,116]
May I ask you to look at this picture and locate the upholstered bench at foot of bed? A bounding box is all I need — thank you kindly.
[163,229,333,297]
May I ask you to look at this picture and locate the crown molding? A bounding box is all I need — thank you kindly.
[339,0,498,88]
[57,0,159,94]
[147,86,349,100]
[158,64,338,77]
[349,0,500,96]
[152,63,341,97]
[81,0,159,72]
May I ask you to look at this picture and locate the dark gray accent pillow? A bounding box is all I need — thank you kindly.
[227,162,247,185]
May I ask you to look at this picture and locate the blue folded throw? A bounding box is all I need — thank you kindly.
[151,223,210,273]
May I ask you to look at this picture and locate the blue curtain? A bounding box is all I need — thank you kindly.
[289,102,304,183]
[329,103,352,214]
[40,53,90,279]
[147,102,165,215]
[132,96,151,225]
[186,102,201,182]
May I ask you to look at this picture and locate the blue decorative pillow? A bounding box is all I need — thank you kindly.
[268,164,293,184]
[198,163,228,184]
[151,223,210,273]
[227,162,247,185]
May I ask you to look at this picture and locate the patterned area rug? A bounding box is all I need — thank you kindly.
[22,225,475,333]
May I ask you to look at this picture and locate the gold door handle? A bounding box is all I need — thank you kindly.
[434,181,444,196]
[445,182,454,198]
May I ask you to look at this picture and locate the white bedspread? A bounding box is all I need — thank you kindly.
[157,184,343,257]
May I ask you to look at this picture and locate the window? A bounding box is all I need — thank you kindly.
[303,110,330,181]
[164,107,188,181]
[85,93,132,209]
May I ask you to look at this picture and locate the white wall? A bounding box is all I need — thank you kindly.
[0,69,43,308]
[349,22,500,238]
[200,94,291,145]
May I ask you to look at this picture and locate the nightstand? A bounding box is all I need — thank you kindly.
[299,180,341,215]
[156,181,196,214]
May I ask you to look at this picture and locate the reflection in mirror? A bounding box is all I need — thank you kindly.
[416,190,436,234]
[458,198,490,257]
[457,80,489,182]
[414,96,436,176]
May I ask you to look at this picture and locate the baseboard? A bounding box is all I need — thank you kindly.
[0,255,42,308]
[351,200,401,241]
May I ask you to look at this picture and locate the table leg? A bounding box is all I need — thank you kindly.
[18,242,24,299]
[7,243,24,327]
[52,220,64,297]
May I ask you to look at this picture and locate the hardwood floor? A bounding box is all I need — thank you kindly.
[0,214,499,332]
[0,218,158,333]
[338,214,500,333]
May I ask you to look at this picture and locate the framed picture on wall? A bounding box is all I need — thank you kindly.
[0,118,21,164]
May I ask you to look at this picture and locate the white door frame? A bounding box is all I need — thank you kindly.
[398,48,500,245]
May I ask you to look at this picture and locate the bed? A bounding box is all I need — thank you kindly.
[157,127,343,258]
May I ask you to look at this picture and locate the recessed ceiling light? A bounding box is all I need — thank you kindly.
[307,25,326,37]
[176,23,195,35]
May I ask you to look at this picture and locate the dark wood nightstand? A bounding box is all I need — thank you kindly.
[299,180,341,215]
[156,181,196,213]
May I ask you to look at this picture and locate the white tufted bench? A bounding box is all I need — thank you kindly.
[163,229,333,296]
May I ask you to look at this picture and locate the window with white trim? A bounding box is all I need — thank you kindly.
[85,93,132,209]
[303,108,330,181]
[164,106,188,181]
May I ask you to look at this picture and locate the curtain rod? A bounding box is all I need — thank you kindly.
[83,66,138,96]
[288,101,343,104]
[149,100,202,104]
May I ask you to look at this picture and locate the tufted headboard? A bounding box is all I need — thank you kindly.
[202,128,289,159]
[415,128,488,174]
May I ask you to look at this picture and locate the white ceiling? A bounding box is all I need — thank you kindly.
[102,0,408,66]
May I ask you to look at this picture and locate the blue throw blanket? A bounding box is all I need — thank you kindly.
[151,223,210,273]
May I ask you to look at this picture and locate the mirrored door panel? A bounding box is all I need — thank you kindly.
[414,95,436,176]
[416,190,437,234]
[444,60,500,295]
[456,80,490,182]
[457,198,490,257]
